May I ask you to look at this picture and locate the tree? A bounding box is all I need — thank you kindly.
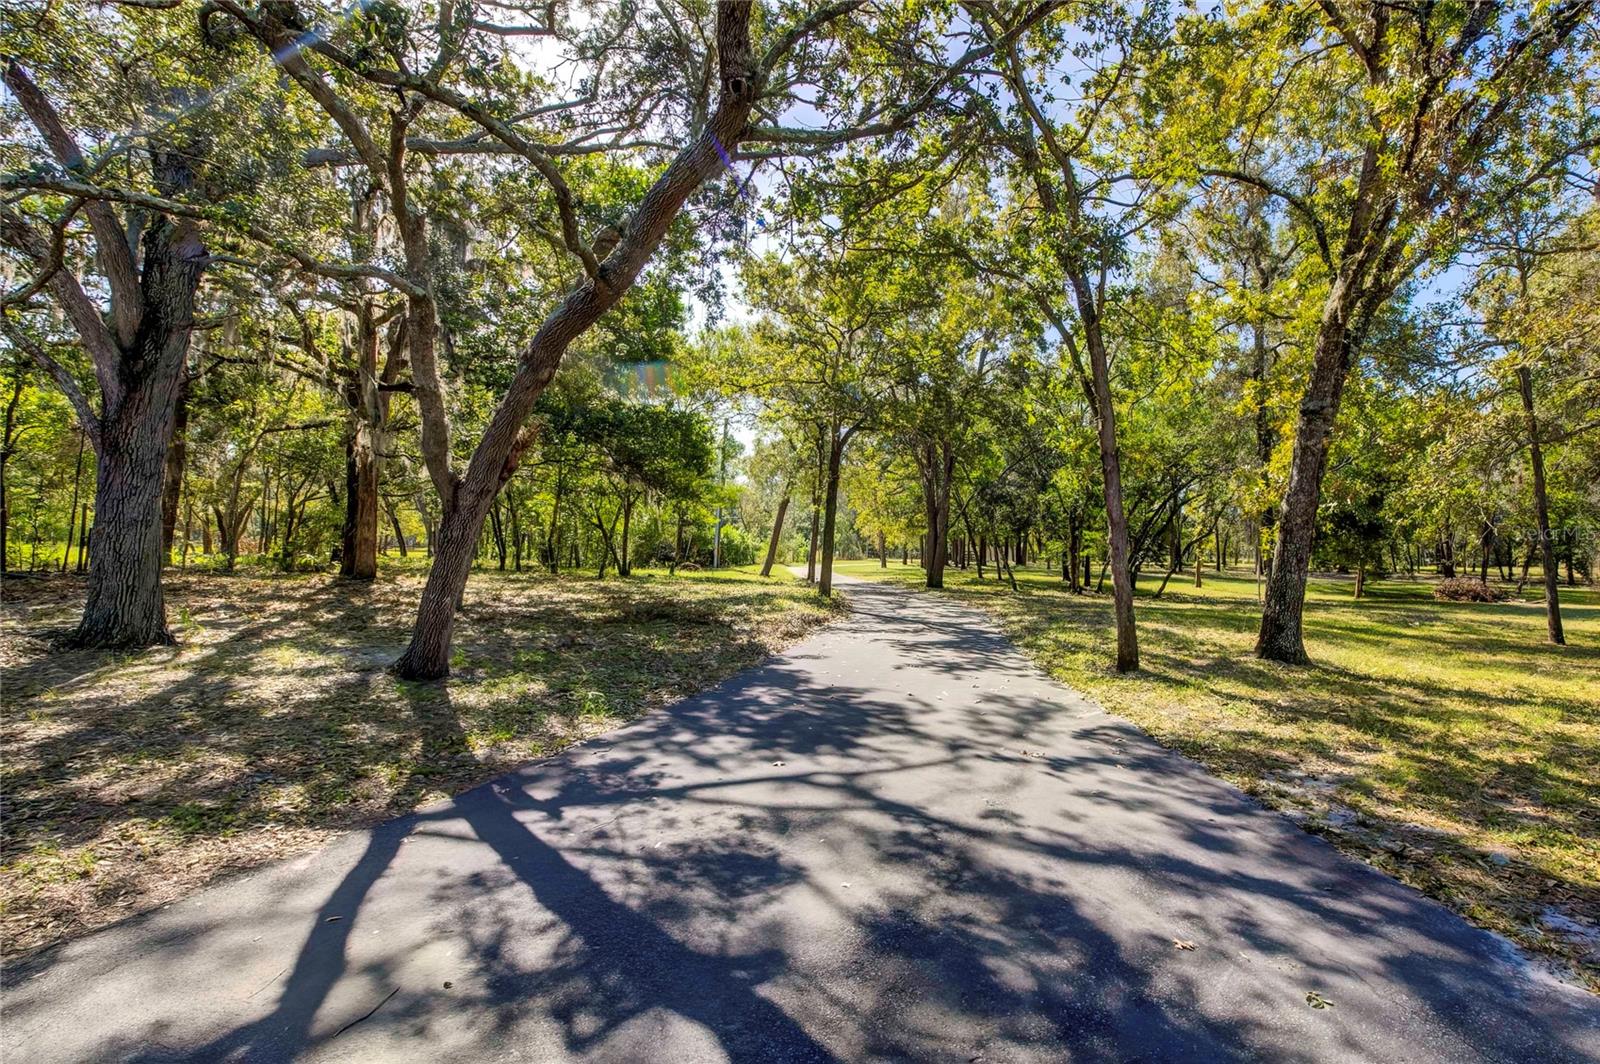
[1470,203,1600,642]
[958,2,1179,671]
[1174,0,1599,662]
[585,400,715,578]
[726,245,907,597]
[843,437,921,569]
[199,0,992,676]
[2,35,212,645]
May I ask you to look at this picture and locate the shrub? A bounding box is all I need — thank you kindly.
[1434,577,1507,603]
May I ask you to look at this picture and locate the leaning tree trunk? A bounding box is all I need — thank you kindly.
[1518,365,1564,645]
[760,493,790,577]
[392,506,479,677]
[1256,280,1362,665]
[390,501,409,558]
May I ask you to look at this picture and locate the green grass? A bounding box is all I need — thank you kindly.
[0,564,841,959]
[837,557,1600,985]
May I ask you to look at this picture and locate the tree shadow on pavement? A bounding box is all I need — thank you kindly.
[20,581,1600,1064]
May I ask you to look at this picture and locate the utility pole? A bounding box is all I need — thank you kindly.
[713,416,728,568]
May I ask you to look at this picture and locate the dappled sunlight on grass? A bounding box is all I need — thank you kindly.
[837,558,1600,984]
[0,564,840,959]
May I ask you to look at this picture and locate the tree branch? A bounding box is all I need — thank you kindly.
[1199,168,1333,269]
[1,176,428,297]
[0,317,101,450]
[2,58,141,347]
[0,205,125,406]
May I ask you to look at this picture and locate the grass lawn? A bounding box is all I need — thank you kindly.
[836,558,1600,987]
[0,563,840,960]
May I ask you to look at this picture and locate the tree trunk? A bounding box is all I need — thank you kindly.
[805,499,819,584]
[505,495,519,571]
[878,530,887,568]
[1256,280,1364,664]
[389,501,409,558]
[920,439,954,590]
[997,525,1019,591]
[817,425,850,598]
[0,375,22,572]
[0,455,8,572]
[340,419,380,579]
[1518,365,1564,644]
[389,508,479,679]
[2,63,206,642]
[1082,317,1139,671]
[75,503,90,572]
[490,496,508,570]
[73,412,176,646]
[593,502,612,578]
[760,493,789,577]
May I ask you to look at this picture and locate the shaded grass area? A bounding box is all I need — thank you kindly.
[0,565,840,959]
[837,558,1600,987]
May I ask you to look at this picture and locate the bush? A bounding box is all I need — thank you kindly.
[1433,577,1507,603]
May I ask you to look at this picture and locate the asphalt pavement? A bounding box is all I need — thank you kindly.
[4,575,1597,1062]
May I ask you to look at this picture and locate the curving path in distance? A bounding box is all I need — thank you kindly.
[4,576,1597,1062]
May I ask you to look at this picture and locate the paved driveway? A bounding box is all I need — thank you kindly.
[4,577,1597,1062]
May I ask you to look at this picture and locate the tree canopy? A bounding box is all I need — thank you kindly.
[2,0,1596,675]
